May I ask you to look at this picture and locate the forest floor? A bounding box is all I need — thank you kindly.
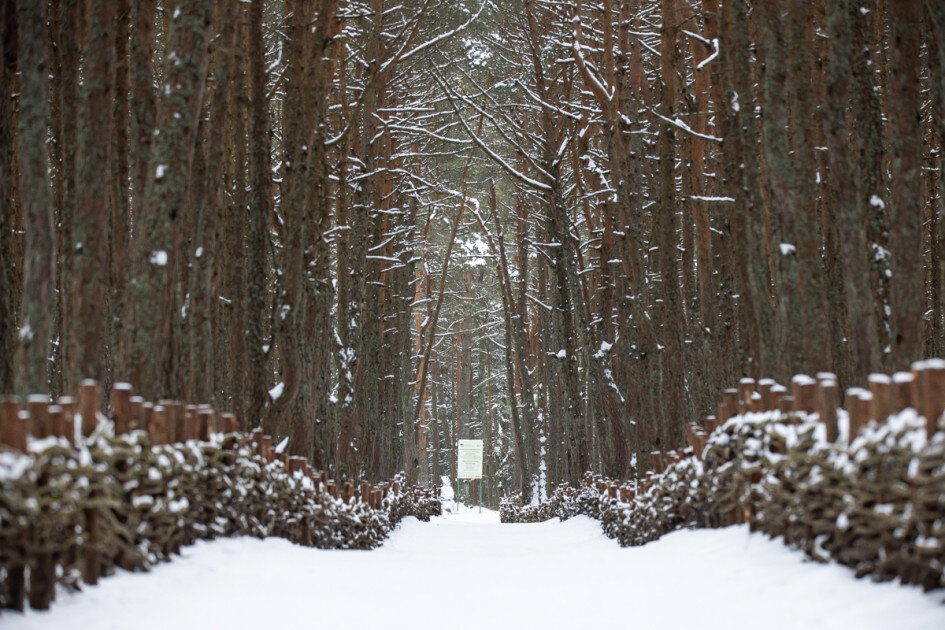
[6,506,945,629]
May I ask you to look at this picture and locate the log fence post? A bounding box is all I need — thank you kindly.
[110,383,133,435]
[79,380,101,438]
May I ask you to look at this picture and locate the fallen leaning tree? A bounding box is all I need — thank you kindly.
[0,381,441,613]
[502,363,945,593]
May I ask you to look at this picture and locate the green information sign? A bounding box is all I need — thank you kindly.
[457,439,483,479]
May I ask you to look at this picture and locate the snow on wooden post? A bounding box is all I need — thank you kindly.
[327,480,337,498]
[893,371,915,411]
[868,374,894,424]
[791,375,817,414]
[79,380,101,437]
[27,395,50,438]
[111,383,132,435]
[816,377,840,442]
[916,360,945,437]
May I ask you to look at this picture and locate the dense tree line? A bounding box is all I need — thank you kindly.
[1,0,944,504]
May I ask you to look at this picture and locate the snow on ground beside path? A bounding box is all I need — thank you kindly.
[6,512,944,630]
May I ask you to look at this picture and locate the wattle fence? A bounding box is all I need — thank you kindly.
[0,380,441,613]
[502,361,945,592]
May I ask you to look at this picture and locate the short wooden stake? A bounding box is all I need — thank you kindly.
[27,395,50,438]
[868,374,894,424]
[111,383,133,435]
[893,371,915,411]
[57,396,76,445]
[0,397,25,451]
[791,375,817,414]
[78,380,102,438]
[816,378,840,442]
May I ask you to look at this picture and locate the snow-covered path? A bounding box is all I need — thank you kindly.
[6,508,945,630]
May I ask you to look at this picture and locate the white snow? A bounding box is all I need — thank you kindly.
[269,381,285,402]
[5,514,943,630]
[149,250,168,267]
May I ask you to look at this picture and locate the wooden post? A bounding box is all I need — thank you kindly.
[791,375,817,414]
[1,397,27,611]
[78,380,102,438]
[57,396,77,445]
[150,405,168,444]
[111,383,133,435]
[778,395,794,414]
[48,404,65,438]
[360,481,370,503]
[0,397,25,451]
[738,378,756,412]
[845,388,871,441]
[27,395,50,438]
[221,412,237,433]
[130,396,145,432]
[816,377,840,442]
[918,360,945,437]
[261,435,273,462]
[893,371,915,411]
[868,374,895,424]
[771,384,787,410]
[172,402,186,443]
[197,407,212,441]
[686,423,705,459]
[757,379,775,411]
[703,415,718,436]
[184,405,198,440]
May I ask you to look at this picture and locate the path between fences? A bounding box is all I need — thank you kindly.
[4,507,945,630]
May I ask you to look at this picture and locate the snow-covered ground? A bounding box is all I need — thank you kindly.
[6,507,944,629]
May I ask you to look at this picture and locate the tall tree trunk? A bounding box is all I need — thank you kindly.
[886,0,924,365]
[14,0,55,394]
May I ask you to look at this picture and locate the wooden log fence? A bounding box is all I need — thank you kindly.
[0,380,442,614]
[501,360,945,592]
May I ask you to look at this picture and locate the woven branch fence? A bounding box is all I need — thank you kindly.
[0,380,441,614]
[502,361,945,593]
